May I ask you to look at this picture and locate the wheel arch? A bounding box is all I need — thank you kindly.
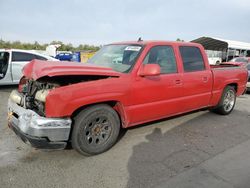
[71,100,129,128]
[210,82,238,107]
[210,83,237,115]
[227,83,238,93]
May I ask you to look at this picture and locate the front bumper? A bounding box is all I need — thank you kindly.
[8,99,72,149]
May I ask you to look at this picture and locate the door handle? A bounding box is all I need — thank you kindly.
[175,79,182,85]
[202,77,208,82]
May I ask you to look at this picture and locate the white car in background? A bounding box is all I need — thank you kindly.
[208,57,222,65]
[0,49,58,85]
[206,50,222,65]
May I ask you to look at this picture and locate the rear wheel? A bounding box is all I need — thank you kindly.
[72,104,120,156]
[210,86,236,115]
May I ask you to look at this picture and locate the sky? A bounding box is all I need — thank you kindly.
[0,0,249,46]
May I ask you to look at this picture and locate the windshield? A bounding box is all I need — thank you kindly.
[87,44,143,73]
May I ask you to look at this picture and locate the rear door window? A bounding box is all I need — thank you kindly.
[179,46,205,72]
[12,52,36,62]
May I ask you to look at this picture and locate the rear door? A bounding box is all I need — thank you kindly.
[11,51,38,83]
[178,46,213,111]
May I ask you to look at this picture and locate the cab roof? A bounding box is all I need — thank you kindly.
[111,40,201,47]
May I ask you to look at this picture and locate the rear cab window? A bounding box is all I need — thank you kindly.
[179,46,205,72]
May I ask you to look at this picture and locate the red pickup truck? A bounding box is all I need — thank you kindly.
[8,41,248,156]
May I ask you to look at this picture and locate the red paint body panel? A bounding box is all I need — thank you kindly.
[22,41,248,128]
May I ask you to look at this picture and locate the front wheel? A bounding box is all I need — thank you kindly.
[210,86,236,115]
[71,104,120,156]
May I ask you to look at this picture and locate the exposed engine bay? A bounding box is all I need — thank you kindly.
[14,75,111,116]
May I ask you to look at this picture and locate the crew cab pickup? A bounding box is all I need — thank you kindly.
[7,41,248,156]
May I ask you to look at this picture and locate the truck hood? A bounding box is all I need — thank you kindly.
[23,60,122,80]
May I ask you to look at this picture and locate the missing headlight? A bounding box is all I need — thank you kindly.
[35,90,50,102]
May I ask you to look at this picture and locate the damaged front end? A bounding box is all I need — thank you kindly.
[8,98,71,149]
[7,77,72,149]
[8,74,114,149]
[8,60,121,150]
[16,77,58,116]
[17,75,111,116]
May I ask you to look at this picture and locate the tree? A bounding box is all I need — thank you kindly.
[0,39,100,51]
[176,38,185,42]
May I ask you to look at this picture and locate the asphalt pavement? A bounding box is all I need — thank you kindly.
[0,86,250,188]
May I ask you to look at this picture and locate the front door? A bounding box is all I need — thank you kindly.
[129,45,183,125]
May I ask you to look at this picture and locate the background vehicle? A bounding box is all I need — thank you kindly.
[205,50,222,65]
[8,41,248,156]
[55,51,96,63]
[230,57,250,64]
[0,49,58,85]
[208,57,222,65]
[220,57,250,67]
[55,52,73,61]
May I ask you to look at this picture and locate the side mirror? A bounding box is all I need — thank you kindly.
[139,64,161,77]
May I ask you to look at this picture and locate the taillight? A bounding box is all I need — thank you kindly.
[18,76,28,92]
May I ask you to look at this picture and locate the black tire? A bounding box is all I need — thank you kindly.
[72,104,120,156]
[216,61,220,65]
[210,86,236,115]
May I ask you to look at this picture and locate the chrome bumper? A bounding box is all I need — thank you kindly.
[8,99,72,143]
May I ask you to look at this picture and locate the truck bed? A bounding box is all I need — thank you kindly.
[210,64,239,69]
[209,64,248,107]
